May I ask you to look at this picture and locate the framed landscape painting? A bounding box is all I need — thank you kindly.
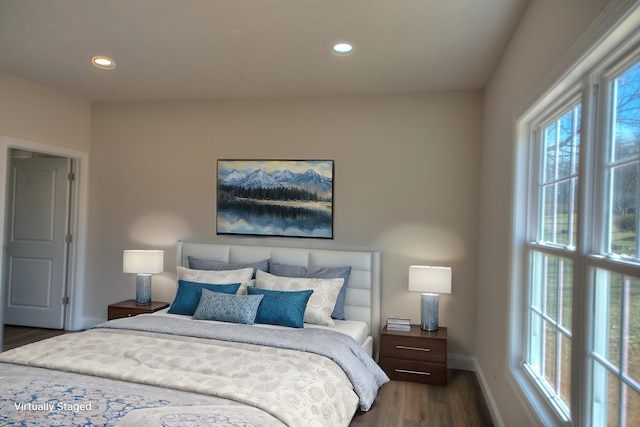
[216,159,334,239]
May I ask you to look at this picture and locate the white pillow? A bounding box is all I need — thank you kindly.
[236,279,255,295]
[255,270,343,326]
[177,266,254,285]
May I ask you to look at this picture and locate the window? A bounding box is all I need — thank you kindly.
[540,104,581,249]
[592,271,640,426]
[527,252,574,417]
[524,100,581,422]
[606,60,640,259]
[591,58,640,427]
[513,12,640,426]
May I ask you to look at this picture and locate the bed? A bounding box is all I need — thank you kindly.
[0,241,388,426]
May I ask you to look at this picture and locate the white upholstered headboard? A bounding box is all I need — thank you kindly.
[176,241,381,357]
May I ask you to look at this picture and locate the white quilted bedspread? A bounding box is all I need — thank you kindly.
[0,327,359,427]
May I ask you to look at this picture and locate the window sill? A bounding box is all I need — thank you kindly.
[509,364,573,427]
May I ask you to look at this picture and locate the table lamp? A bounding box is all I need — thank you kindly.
[123,250,164,305]
[409,265,452,331]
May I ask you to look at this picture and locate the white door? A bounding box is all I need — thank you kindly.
[3,156,71,328]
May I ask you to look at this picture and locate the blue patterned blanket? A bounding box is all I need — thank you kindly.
[0,363,284,426]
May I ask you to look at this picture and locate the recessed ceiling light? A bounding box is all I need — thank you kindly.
[332,43,353,56]
[91,56,116,70]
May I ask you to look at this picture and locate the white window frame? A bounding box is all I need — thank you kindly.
[510,3,640,426]
[517,87,585,427]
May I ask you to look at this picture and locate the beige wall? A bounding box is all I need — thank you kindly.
[88,92,482,356]
[0,72,90,150]
[0,72,90,344]
[478,0,611,425]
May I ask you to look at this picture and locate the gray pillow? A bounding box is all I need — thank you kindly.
[193,289,264,324]
[188,256,269,279]
[268,260,352,320]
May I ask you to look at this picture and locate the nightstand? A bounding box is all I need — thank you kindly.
[108,299,170,320]
[379,325,447,386]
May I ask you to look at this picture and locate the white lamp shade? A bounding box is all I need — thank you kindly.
[408,265,452,294]
[123,250,164,274]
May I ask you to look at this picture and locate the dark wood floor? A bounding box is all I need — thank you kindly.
[350,370,494,427]
[2,324,67,352]
[3,326,494,426]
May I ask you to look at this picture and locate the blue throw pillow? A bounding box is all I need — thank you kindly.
[188,256,269,279]
[168,280,241,315]
[193,289,264,324]
[268,261,352,320]
[247,286,313,328]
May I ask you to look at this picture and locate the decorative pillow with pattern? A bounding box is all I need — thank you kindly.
[193,289,264,324]
[268,261,352,320]
[255,270,343,326]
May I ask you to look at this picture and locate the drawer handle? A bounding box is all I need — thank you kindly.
[396,345,430,352]
[395,368,431,376]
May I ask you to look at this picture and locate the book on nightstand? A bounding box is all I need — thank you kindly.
[386,316,411,331]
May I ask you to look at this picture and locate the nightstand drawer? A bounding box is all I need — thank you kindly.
[381,335,447,363]
[107,300,170,320]
[108,307,145,319]
[379,357,447,386]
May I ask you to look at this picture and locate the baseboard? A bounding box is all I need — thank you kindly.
[473,358,506,427]
[448,353,505,427]
[448,352,476,371]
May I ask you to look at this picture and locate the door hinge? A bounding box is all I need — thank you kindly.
[62,296,70,305]
[65,234,73,243]
[68,172,75,181]
[593,83,599,95]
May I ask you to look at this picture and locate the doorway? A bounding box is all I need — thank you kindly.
[2,149,73,329]
[0,135,89,350]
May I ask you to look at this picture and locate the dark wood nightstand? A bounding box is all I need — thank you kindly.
[379,325,448,386]
[107,299,170,320]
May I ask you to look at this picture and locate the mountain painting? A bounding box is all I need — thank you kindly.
[216,160,334,238]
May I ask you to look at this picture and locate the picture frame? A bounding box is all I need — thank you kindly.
[216,159,334,239]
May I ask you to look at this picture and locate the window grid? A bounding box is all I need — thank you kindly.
[524,105,581,417]
[604,60,640,260]
[520,54,640,426]
[526,250,573,417]
[514,14,640,427]
[591,60,640,426]
[591,270,640,426]
[539,105,581,249]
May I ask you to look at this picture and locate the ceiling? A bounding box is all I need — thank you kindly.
[0,0,527,103]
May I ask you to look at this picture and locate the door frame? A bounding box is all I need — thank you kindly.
[0,135,89,332]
